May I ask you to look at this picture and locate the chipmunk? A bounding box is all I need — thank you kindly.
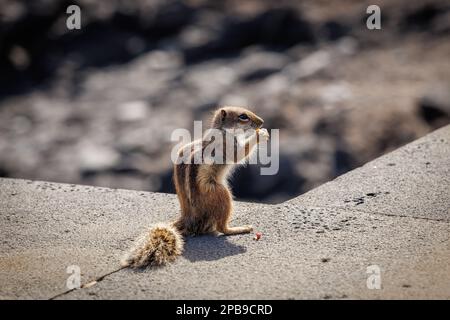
[121,106,269,268]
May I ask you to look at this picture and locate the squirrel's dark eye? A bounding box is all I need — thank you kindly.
[239,114,249,121]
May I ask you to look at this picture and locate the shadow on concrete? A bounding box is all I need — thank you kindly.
[183,235,246,262]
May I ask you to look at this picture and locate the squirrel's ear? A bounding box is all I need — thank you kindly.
[220,109,227,121]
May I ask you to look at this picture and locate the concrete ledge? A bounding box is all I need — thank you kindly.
[1,125,449,299]
[291,125,450,221]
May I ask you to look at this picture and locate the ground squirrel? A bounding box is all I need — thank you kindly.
[121,106,269,268]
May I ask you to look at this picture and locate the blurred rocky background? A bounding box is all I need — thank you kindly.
[0,0,449,203]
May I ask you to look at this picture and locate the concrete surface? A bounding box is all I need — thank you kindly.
[0,125,449,299]
[291,125,450,221]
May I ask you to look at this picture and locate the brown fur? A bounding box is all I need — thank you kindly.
[174,106,265,236]
[123,106,267,268]
[121,224,184,268]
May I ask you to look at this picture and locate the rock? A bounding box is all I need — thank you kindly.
[8,46,30,70]
[432,11,450,34]
[183,61,236,103]
[418,86,450,128]
[183,7,315,63]
[235,49,288,81]
[402,3,443,32]
[290,50,331,79]
[319,82,352,105]
[230,154,304,203]
[336,37,358,56]
[143,50,182,71]
[78,143,120,172]
[319,21,350,41]
[116,101,149,122]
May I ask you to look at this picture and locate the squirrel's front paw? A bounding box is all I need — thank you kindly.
[257,128,270,142]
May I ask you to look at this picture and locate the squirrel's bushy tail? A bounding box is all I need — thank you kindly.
[121,223,184,268]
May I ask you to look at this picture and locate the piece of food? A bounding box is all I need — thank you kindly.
[253,232,262,240]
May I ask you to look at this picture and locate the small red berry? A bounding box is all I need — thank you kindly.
[254,232,262,240]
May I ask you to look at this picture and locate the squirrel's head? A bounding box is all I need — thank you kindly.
[211,106,264,131]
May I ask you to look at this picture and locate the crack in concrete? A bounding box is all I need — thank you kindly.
[49,266,126,300]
